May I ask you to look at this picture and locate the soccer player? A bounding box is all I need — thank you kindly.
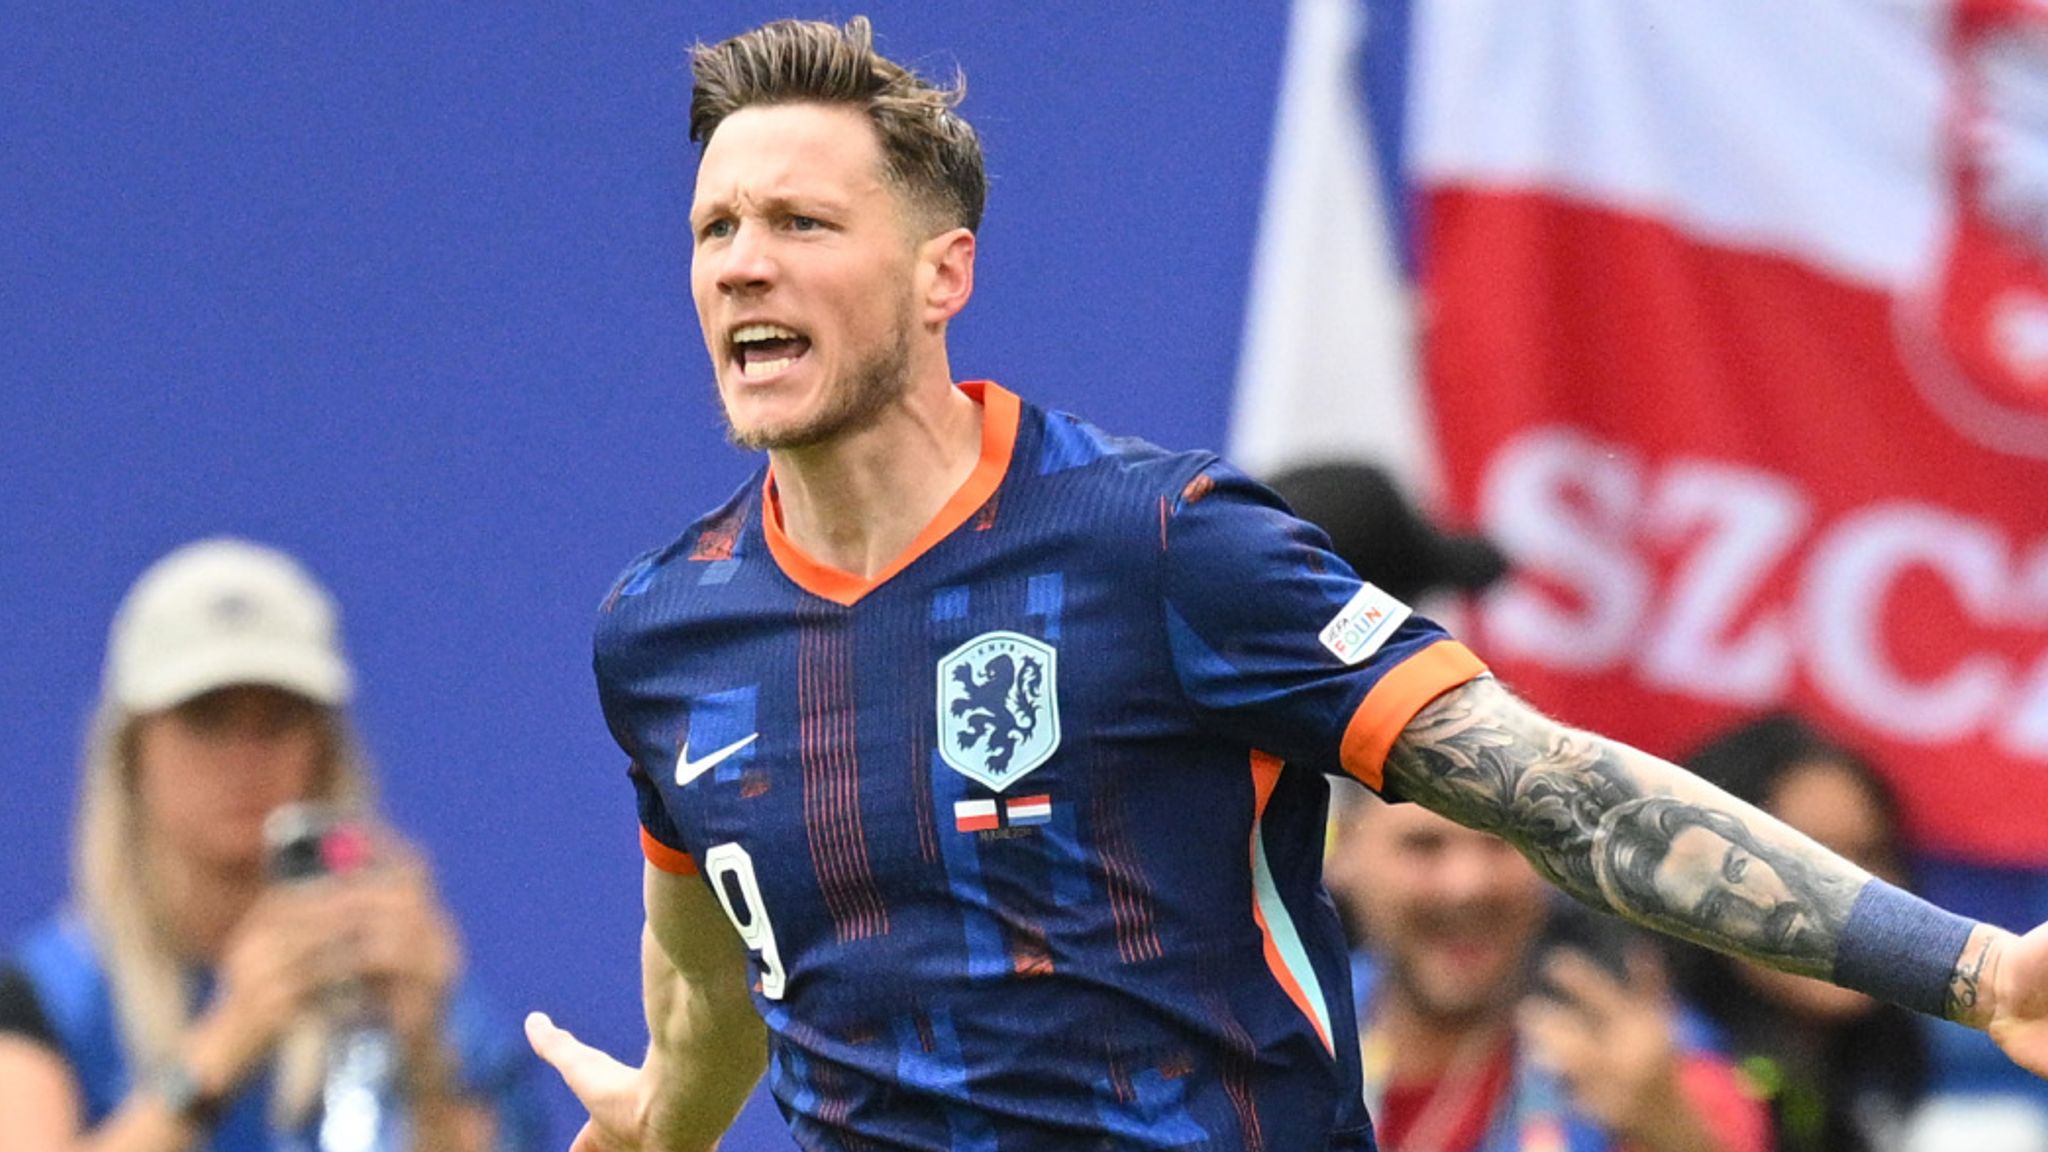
[525,17,2048,1151]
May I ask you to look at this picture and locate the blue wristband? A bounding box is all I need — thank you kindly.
[1834,878,1978,1017]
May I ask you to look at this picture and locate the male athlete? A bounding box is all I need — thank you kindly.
[526,17,2048,1152]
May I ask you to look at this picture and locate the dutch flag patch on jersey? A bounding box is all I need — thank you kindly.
[1005,795,1052,826]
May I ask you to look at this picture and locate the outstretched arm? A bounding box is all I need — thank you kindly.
[1382,675,2047,1072]
[528,864,767,1152]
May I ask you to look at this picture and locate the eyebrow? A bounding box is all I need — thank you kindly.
[691,191,848,226]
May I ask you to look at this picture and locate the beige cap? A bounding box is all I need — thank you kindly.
[107,538,353,713]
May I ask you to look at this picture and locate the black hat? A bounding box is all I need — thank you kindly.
[1265,461,1509,604]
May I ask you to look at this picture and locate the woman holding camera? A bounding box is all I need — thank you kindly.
[0,539,543,1151]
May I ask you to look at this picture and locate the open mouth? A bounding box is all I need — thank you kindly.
[731,322,812,379]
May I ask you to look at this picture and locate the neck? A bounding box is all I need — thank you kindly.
[769,377,984,578]
[1372,989,1512,1082]
[145,837,264,963]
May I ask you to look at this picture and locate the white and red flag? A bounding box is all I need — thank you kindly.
[1239,0,2048,864]
[1410,0,2048,864]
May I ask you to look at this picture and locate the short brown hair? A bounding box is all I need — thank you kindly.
[689,16,986,234]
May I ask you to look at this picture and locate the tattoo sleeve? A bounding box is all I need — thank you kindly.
[1381,676,1869,980]
[1945,927,1997,1025]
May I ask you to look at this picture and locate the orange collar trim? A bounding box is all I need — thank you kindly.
[761,380,1019,607]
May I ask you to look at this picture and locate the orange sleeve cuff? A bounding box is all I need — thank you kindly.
[640,826,699,875]
[1339,639,1488,792]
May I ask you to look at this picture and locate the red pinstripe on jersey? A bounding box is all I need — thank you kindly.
[1196,952,1267,1152]
[1090,754,1165,965]
[909,718,940,866]
[798,603,890,943]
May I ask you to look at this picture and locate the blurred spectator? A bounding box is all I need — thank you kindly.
[1264,461,1508,605]
[1326,792,1772,1152]
[1677,714,1930,1152]
[0,539,545,1150]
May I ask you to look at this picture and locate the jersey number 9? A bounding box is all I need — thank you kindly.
[705,842,787,1000]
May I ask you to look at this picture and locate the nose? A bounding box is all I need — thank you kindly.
[1436,842,1509,906]
[716,220,776,297]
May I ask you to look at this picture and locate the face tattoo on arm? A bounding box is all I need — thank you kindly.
[1382,676,1865,982]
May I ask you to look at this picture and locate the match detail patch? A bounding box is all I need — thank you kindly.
[1319,583,1411,666]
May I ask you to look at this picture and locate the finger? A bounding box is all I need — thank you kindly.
[332,859,434,913]
[1518,1001,1595,1069]
[526,1011,568,1065]
[232,904,349,993]
[525,1012,633,1094]
[244,881,336,939]
[1517,1002,1566,1065]
[1543,949,1632,1021]
[364,824,423,870]
[348,897,457,968]
[1622,940,1671,1003]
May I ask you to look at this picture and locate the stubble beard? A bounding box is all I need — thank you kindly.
[1383,934,1528,1029]
[1399,973,1505,1028]
[724,321,914,452]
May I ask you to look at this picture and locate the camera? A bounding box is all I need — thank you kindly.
[263,801,374,884]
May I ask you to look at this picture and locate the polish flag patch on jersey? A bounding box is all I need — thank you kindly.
[1005,795,1052,826]
[1319,583,1410,665]
[954,799,1000,832]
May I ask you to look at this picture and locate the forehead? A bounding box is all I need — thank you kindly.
[1664,821,1737,864]
[1770,758,1881,820]
[693,102,892,213]
[1770,759,1891,851]
[1358,800,1494,848]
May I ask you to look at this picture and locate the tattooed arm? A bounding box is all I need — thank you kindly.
[1383,675,2048,1074]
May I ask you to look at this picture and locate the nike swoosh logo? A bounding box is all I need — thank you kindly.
[675,732,759,786]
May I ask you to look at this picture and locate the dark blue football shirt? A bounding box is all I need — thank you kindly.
[596,382,1486,1151]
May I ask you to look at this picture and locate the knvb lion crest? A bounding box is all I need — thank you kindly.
[937,630,1060,791]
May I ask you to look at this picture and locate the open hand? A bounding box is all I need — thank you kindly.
[1519,946,1694,1146]
[526,1012,649,1152]
[190,881,361,1088]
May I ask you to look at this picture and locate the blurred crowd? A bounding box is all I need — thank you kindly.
[1281,460,2048,1152]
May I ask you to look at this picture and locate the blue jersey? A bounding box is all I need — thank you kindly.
[597,382,1486,1152]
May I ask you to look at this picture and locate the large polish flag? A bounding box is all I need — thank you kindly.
[1232,0,1438,492]
[1241,0,2048,865]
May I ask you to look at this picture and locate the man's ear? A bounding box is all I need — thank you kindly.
[918,227,976,327]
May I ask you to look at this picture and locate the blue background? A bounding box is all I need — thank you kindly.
[1,3,1294,1141]
[8,2,2041,1143]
